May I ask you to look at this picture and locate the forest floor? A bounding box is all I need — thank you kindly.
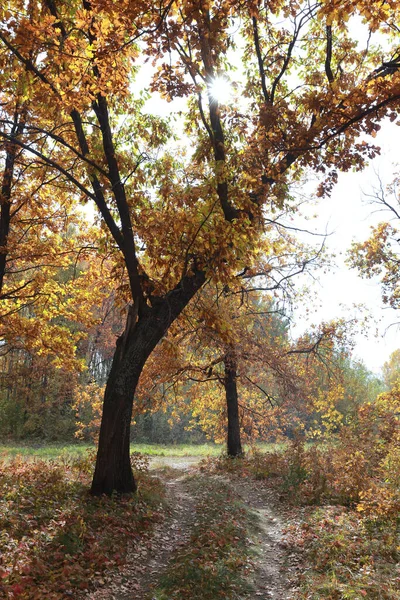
[84,457,302,600]
[2,446,398,599]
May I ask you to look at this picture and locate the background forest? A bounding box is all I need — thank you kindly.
[0,279,388,447]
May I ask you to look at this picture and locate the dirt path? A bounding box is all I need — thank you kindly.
[148,455,203,470]
[84,465,197,600]
[84,460,300,600]
[229,477,300,600]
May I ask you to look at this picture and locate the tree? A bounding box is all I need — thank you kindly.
[150,226,325,456]
[0,229,107,439]
[0,107,26,298]
[382,349,400,390]
[349,174,400,309]
[134,290,291,452]
[0,0,399,493]
[140,297,366,453]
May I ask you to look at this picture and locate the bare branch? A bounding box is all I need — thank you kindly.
[252,16,270,104]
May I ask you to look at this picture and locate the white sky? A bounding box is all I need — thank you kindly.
[290,120,400,373]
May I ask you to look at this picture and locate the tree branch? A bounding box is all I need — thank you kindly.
[252,16,270,104]
[325,25,334,84]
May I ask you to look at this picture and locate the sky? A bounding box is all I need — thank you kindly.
[290,120,400,373]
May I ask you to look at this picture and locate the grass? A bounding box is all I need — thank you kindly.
[0,442,94,460]
[131,442,224,456]
[0,441,284,460]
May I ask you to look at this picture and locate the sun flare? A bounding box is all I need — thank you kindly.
[207,76,233,105]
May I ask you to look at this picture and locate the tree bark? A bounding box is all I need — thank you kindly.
[91,269,206,495]
[0,113,25,297]
[224,350,243,458]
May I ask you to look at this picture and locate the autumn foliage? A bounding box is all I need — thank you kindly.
[0,0,400,597]
[0,452,164,599]
[207,378,400,598]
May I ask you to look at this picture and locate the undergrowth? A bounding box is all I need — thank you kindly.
[153,475,254,600]
[204,394,400,600]
[292,506,400,599]
[0,451,165,599]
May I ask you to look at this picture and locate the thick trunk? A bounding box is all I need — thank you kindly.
[91,270,206,495]
[224,351,243,458]
[90,320,146,495]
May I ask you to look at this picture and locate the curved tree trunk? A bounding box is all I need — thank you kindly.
[224,350,243,458]
[91,270,206,495]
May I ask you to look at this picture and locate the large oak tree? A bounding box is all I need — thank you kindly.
[0,0,399,493]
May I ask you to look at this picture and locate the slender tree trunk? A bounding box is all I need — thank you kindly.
[0,112,25,297]
[224,349,243,458]
[0,148,17,296]
[91,270,206,495]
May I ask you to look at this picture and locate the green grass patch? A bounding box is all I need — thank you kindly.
[135,441,284,458]
[0,442,94,460]
[0,441,284,461]
[0,451,166,599]
[153,475,255,600]
[0,442,220,461]
[131,442,224,456]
